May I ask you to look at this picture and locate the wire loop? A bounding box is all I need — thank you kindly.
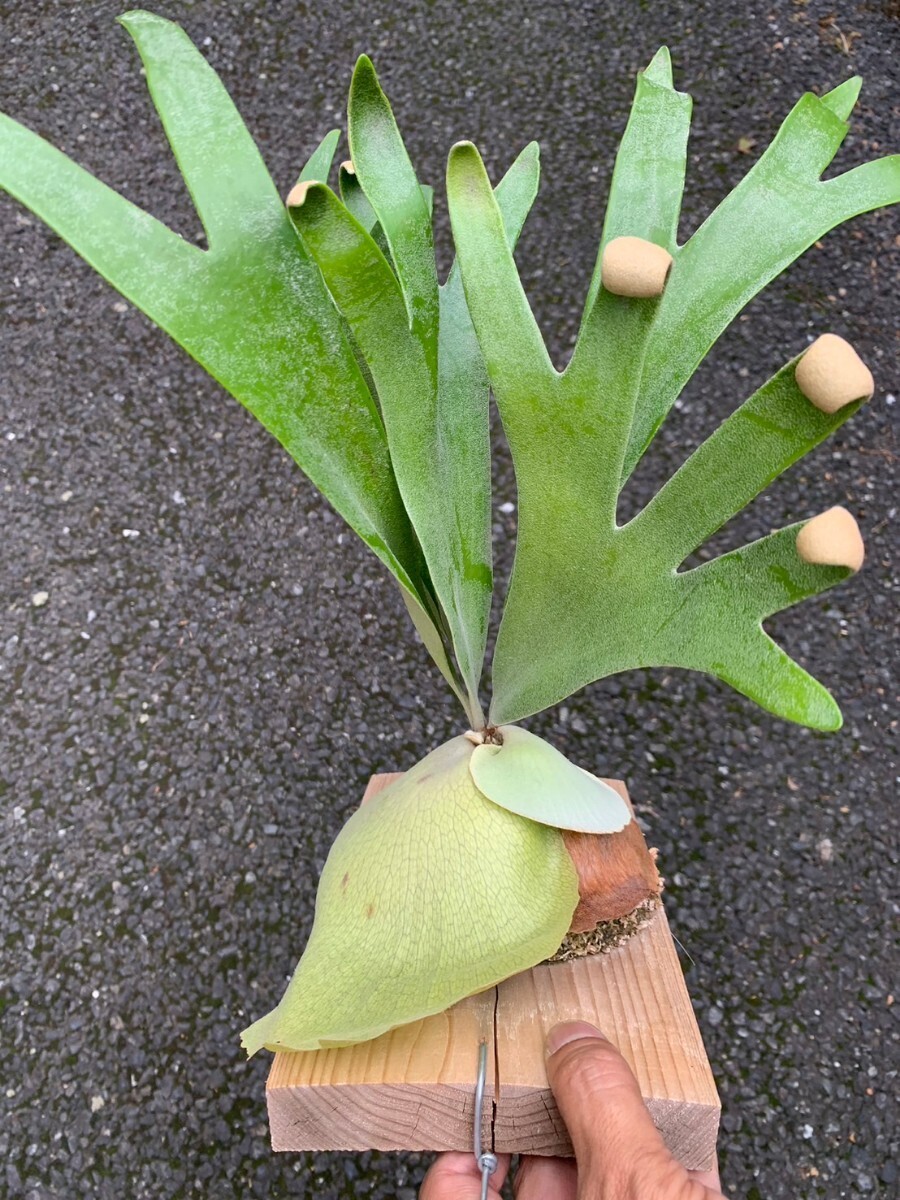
[473,1041,497,1200]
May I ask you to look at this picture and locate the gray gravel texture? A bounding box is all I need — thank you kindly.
[1,1,897,1198]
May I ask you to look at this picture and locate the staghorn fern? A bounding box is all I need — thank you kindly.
[1,12,896,1053]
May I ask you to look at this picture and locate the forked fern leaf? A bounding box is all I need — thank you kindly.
[623,79,899,478]
[448,53,897,729]
[0,13,435,633]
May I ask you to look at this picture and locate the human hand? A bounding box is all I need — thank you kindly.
[420,1021,727,1199]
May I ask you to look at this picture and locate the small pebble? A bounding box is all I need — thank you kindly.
[817,837,834,863]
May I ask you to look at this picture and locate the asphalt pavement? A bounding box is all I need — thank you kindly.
[1,1,897,1197]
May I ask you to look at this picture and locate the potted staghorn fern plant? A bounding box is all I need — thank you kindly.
[1,10,896,1066]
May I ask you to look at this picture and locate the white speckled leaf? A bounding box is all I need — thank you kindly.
[241,735,578,1053]
[469,725,631,833]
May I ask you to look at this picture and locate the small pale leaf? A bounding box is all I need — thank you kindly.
[469,726,631,834]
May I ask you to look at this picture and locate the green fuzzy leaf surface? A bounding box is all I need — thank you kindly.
[240,735,578,1052]
[624,86,900,478]
[295,127,341,186]
[299,86,540,718]
[3,23,893,736]
[448,53,896,730]
[0,11,438,635]
[580,44,691,325]
[348,55,440,352]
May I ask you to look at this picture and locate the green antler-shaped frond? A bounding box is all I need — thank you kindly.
[621,74,897,479]
[241,734,579,1053]
[448,52,896,730]
[0,16,549,727]
[289,56,541,723]
[0,13,440,643]
[0,11,501,717]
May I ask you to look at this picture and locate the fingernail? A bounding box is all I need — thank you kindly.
[546,1021,608,1056]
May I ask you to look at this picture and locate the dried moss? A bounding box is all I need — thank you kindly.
[548,896,661,962]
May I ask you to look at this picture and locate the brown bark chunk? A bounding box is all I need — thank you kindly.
[563,820,661,931]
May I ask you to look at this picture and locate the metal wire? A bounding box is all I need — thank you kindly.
[473,1041,498,1200]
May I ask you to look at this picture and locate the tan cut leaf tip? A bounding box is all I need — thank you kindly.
[795,333,874,414]
[796,506,865,572]
[286,179,318,208]
[340,159,355,175]
[601,235,673,298]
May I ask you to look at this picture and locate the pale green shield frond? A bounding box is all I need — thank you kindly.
[470,726,631,833]
[241,736,578,1053]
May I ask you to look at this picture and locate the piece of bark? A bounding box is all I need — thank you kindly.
[563,817,661,931]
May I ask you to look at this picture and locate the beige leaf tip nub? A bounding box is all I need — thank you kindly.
[340,159,355,175]
[601,236,673,298]
[286,180,317,208]
[795,333,874,414]
[796,506,864,572]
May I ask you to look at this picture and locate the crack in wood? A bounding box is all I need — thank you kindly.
[490,984,500,1153]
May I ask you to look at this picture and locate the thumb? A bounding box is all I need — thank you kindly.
[419,1152,510,1200]
[545,1021,676,1182]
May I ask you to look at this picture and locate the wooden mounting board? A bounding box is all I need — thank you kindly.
[265,773,720,1170]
